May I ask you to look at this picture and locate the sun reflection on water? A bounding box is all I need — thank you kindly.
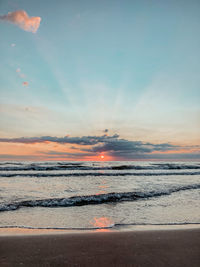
[90,217,114,232]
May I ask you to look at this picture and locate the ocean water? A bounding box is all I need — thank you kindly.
[0,161,200,230]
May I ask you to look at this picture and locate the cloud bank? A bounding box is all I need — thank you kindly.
[0,10,41,33]
[0,134,199,160]
[0,134,184,159]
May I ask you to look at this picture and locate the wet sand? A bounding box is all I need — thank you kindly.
[0,228,200,266]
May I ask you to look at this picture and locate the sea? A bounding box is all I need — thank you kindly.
[0,161,200,230]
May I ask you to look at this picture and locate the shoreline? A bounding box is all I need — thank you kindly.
[0,223,200,236]
[0,228,199,266]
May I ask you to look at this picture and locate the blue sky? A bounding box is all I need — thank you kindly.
[0,0,199,160]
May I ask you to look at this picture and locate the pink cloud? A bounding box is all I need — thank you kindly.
[22,81,28,86]
[0,10,41,33]
[16,68,26,78]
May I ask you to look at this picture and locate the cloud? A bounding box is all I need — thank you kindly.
[0,134,199,160]
[0,134,120,145]
[43,151,95,159]
[0,10,41,33]
[81,139,178,155]
[0,134,182,159]
[0,154,41,160]
[16,68,26,79]
[22,81,28,86]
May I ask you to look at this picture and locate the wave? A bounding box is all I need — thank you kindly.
[0,171,200,178]
[0,162,24,166]
[0,165,86,171]
[111,164,200,170]
[0,163,200,171]
[1,183,200,212]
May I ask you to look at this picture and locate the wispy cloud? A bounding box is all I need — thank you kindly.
[0,10,41,33]
[16,68,25,78]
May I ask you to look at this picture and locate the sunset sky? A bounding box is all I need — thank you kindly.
[0,0,199,161]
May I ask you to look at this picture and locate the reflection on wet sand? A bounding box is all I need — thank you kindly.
[90,217,114,232]
[96,178,109,195]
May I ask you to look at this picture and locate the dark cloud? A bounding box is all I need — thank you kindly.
[81,138,177,155]
[0,134,119,146]
[0,134,183,159]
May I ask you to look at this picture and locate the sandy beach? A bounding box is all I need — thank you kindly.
[0,228,200,267]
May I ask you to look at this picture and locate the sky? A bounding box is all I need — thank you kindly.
[0,0,199,161]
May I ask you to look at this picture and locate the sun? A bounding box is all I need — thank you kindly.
[100,155,104,159]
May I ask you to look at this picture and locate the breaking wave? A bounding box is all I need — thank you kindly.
[1,183,200,212]
[0,163,200,171]
[0,171,200,178]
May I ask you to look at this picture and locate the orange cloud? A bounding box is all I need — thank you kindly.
[0,10,41,33]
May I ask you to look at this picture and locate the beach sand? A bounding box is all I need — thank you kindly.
[0,228,199,266]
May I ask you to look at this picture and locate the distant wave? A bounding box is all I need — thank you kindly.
[0,165,85,171]
[0,162,83,165]
[1,183,200,212]
[0,163,200,171]
[111,164,200,170]
[0,171,200,178]
[0,162,24,166]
